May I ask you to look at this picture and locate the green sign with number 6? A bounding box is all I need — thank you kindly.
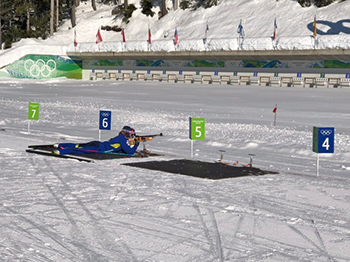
[189,117,205,140]
[28,102,39,120]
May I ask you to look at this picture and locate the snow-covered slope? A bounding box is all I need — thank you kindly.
[0,0,349,68]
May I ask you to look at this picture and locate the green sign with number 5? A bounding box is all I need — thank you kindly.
[189,117,205,140]
[28,102,39,120]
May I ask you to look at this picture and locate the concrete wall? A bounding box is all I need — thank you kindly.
[82,55,350,88]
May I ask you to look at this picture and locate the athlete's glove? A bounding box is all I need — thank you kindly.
[128,139,140,146]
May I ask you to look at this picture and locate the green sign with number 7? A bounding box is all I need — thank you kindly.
[189,117,205,140]
[28,102,39,120]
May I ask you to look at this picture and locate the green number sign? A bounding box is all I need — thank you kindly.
[28,102,39,120]
[189,117,205,140]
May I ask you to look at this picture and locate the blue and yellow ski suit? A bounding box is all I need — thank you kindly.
[58,133,138,155]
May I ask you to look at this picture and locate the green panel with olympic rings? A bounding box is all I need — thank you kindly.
[4,55,82,79]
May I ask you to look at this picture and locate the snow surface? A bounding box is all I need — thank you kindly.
[1,0,350,68]
[0,0,350,261]
[0,78,349,261]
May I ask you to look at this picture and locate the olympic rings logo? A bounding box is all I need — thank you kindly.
[101,112,110,117]
[320,129,332,136]
[24,59,56,78]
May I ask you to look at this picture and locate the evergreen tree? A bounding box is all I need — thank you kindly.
[141,0,155,17]
[179,0,218,10]
[161,0,168,18]
[298,0,335,7]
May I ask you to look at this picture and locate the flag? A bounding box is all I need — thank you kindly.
[237,20,245,38]
[174,28,179,45]
[96,29,103,44]
[74,29,78,47]
[273,18,277,40]
[121,29,126,43]
[313,15,317,38]
[273,104,277,126]
[204,23,209,44]
[148,27,152,44]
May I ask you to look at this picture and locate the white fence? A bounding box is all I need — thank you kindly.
[68,35,350,53]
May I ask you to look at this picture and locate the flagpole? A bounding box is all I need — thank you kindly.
[237,19,244,50]
[121,29,126,51]
[174,28,178,50]
[148,24,151,51]
[238,19,242,49]
[313,14,318,49]
[204,21,208,46]
[272,17,277,49]
[273,104,277,126]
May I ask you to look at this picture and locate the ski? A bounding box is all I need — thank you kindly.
[26,149,94,162]
[28,144,56,150]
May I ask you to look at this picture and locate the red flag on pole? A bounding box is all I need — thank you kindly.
[273,104,277,126]
[121,29,126,43]
[96,29,103,44]
[148,27,152,44]
[74,29,78,46]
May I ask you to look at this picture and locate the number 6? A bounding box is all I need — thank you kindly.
[102,118,108,128]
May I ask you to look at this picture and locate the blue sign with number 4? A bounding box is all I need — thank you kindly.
[99,110,112,130]
[313,127,334,154]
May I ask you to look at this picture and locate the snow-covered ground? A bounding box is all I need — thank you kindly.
[0,78,349,261]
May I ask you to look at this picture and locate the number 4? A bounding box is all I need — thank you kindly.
[322,137,330,150]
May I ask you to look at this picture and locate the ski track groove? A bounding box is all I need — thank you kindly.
[42,158,140,262]
[29,157,139,262]
[288,225,335,261]
[310,219,336,262]
[255,193,350,234]
[193,203,224,262]
[29,158,107,261]
[3,207,75,261]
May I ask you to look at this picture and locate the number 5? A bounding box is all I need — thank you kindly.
[195,126,202,137]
